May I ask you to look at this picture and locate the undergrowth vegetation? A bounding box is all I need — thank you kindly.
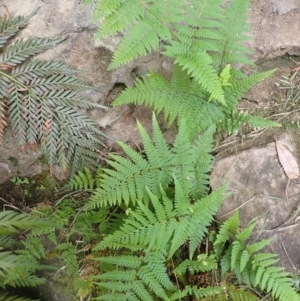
[1,0,300,301]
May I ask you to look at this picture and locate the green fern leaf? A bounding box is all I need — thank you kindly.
[95,255,141,269]
[224,70,275,109]
[170,285,224,301]
[214,211,240,247]
[95,252,175,301]
[0,210,53,236]
[94,0,146,38]
[218,215,300,301]
[228,285,258,301]
[166,47,225,104]
[67,167,99,190]
[96,177,227,260]
[218,110,280,134]
[108,16,171,69]
[87,114,215,208]
[174,254,217,276]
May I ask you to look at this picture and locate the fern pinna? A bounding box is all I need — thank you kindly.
[0,10,107,175]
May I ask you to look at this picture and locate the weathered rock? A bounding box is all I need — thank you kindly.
[0,129,45,184]
[248,0,300,59]
[211,133,300,272]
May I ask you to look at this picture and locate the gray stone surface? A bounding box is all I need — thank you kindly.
[211,133,300,272]
[0,129,45,184]
[248,0,300,59]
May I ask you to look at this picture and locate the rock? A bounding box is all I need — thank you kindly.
[211,133,300,272]
[0,129,45,184]
[248,0,300,59]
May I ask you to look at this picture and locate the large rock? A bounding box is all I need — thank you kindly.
[248,0,300,59]
[211,133,300,273]
[0,129,44,184]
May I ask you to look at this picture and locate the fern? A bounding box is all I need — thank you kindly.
[90,0,272,106]
[169,284,258,301]
[93,178,228,300]
[67,166,102,190]
[96,179,228,257]
[0,11,108,175]
[0,9,38,49]
[217,110,279,135]
[0,210,54,236]
[89,0,280,137]
[86,113,215,208]
[0,210,57,292]
[114,65,279,140]
[214,212,300,301]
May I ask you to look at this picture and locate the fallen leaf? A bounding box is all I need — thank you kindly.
[275,140,299,180]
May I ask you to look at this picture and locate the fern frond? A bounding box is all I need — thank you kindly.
[67,167,101,190]
[4,274,45,288]
[174,254,217,276]
[0,251,44,286]
[165,45,225,104]
[87,114,215,208]
[224,70,275,109]
[170,285,224,301]
[218,110,280,134]
[95,178,227,260]
[93,0,146,37]
[0,210,53,236]
[0,9,38,50]
[217,216,300,301]
[114,65,275,140]
[114,65,225,136]
[108,13,171,69]
[104,0,182,69]
[13,60,80,78]
[95,251,176,301]
[214,211,240,258]
[227,285,258,301]
[212,0,252,70]
[0,37,64,67]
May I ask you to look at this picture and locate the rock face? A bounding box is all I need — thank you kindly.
[248,0,300,59]
[211,133,300,273]
[0,129,44,184]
